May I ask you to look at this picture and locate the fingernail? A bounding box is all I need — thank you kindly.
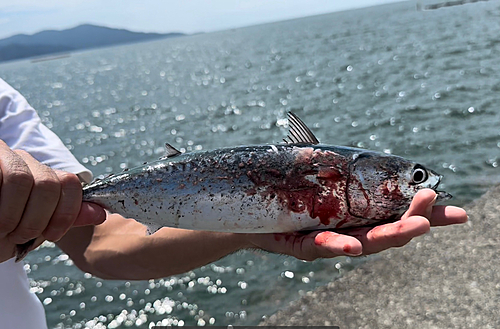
[426,195,437,217]
[431,194,437,205]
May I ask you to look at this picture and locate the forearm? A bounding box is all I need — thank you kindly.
[57,215,251,280]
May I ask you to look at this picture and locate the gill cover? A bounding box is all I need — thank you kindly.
[347,153,414,220]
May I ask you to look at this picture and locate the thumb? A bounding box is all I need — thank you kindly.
[73,202,106,226]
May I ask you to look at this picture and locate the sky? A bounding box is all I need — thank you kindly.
[0,0,402,40]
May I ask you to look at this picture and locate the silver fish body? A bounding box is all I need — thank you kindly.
[82,143,448,234]
[14,113,451,262]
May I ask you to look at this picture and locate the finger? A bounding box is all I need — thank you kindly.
[429,205,468,227]
[73,202,106,227]
[8,150,61,244]
[0,143,34,238]
[401,188,436,220]
[312,231,363,258]
[349,216,431,255]
[42,170,82,242]
[14,236,45,262]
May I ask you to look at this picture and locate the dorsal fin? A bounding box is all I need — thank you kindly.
[283,112,319,145]
[160,143,182,159]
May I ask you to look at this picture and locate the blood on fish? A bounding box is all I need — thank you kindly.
[245,148,349,226]
[265,168,282,177]
[335,218,350,228]
[381,180,403,199]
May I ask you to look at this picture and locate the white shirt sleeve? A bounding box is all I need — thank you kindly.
[0,78,92,183]
[0,78,91,328]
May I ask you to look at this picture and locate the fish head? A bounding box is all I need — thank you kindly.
[347,153,451,221]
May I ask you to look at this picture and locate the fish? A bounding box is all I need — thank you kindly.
[15,112,451,261]
[82,112,451,234]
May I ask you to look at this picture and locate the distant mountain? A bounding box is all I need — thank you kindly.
[0,24,185,63]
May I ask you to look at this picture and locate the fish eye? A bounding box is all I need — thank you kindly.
[411,164,428,184]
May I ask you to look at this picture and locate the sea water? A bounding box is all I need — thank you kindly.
[1,1,499,327]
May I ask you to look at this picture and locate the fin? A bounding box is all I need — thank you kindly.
[15,239,36,262]
[159,143,182,160]
[283,112,320,145]
[146,223,162,236]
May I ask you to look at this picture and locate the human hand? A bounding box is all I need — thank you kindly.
[246,189,468,261]
[0,141,106,263]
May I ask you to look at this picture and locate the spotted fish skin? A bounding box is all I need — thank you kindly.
[82,142,447,234]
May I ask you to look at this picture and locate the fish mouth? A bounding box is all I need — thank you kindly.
[431,174,453,201]
[436,190,452,201]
